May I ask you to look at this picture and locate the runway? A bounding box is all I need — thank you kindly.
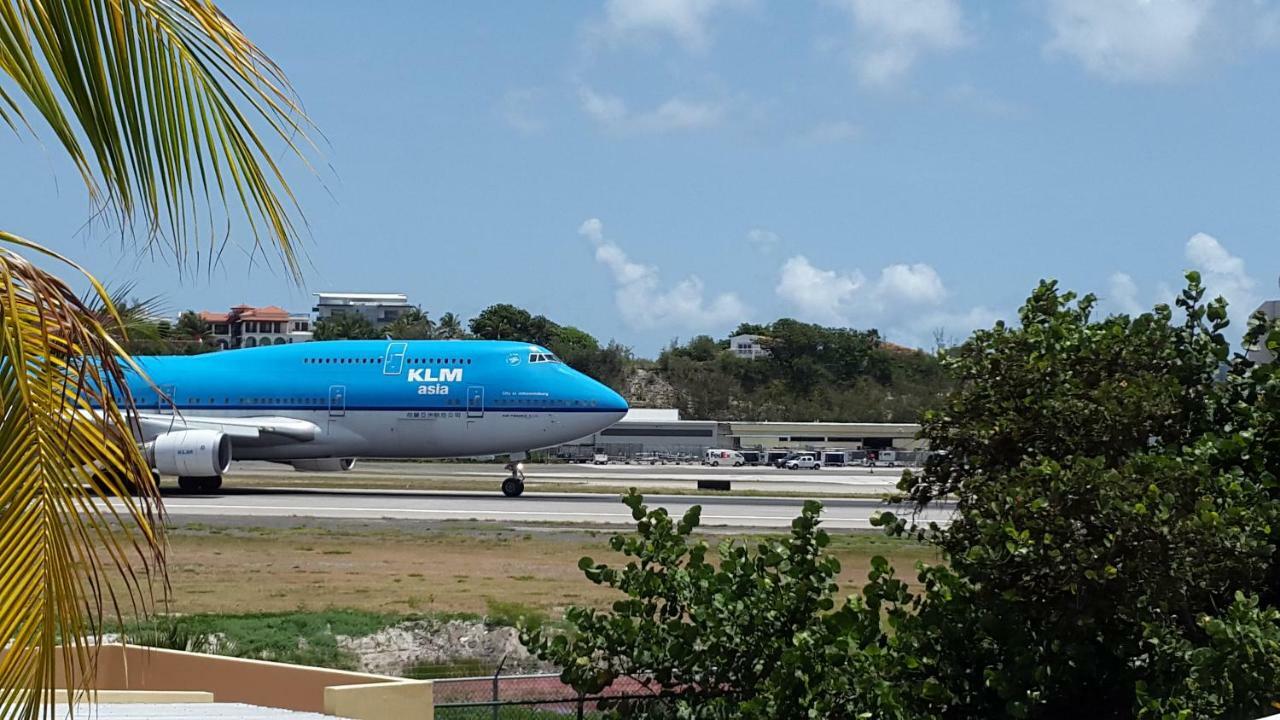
[145,487,949,531]
[226,460,909,496]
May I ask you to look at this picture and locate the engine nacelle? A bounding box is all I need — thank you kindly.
[146,430,231,477]
[289,458,356,472]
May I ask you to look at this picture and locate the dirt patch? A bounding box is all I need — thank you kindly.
[159,516,936,619]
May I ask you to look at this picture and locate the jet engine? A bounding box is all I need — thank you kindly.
[289,458,357,472]
[145,430,231,477]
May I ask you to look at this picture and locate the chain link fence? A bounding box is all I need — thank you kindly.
[434,670,671,719]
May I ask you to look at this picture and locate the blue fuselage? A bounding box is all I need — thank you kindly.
[125,340,628,460]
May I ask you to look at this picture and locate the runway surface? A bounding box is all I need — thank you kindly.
[143,486,949,530]
[228,460,910,496]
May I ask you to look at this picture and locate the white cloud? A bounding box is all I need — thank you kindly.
[1108,233,1259,339]
[1185,231,1258,329]
[776,256,866,324]
[578,86,724,132]
[877,263,947,305]
[580,218,747,331]
[799,120,862,144]
[746,228,780,252]
[500,88,546,134]
[832,0,968,86]
[773,255,978,346]
[1045,0,1212,82]
[589,0,747,51]
[1107,272,1144,315]
[635,97,725,131]
[579,87,628,125]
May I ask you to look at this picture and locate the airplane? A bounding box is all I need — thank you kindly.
[112,339,629,496]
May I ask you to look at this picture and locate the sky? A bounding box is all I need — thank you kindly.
[2,0,1279,355]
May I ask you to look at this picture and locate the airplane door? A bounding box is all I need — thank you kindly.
[157,384,176,414]
[328,385,347,417]
[466,386,484,418]
[383,342,407,376]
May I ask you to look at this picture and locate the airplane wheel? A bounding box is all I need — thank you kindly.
[179,476,222,492]
[502,477,525,497]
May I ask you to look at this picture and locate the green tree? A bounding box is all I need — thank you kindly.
[436,311,466,339]
[865,275,1280,719]
[525,492,905,719]
[536,278,1280,719]
[469,303,560,345]
[173,311,213,345]
[385,307,435,339]
[313,314,380,340]
[469,303,535,340]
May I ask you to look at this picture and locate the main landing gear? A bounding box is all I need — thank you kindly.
[178,475,223,493]
[501,461,526,498]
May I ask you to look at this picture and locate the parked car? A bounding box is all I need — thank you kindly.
[773,452,804,469]
[785,455,822,470]
[592,453,610,465]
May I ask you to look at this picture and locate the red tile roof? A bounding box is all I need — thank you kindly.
[239,305,289,321]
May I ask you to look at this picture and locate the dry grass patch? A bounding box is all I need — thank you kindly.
[160,519,937,619]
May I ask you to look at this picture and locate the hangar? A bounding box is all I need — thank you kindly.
[552,409,923,459]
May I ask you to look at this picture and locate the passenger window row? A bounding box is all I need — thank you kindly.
[301,357,472,365]
[494,398,598,407]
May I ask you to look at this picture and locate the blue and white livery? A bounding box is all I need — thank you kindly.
[122,340,628,496]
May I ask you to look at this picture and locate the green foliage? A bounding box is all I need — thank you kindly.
[524,491,911,718]
[657,319,948,422]
[436,311,467,339]
[123,610,402,670]
[470,303,559,346]
[386,307,436,339]
[485,598,551,634]
[539,277,1280,719]
[867,275,1280,718]
[313,313,380,340]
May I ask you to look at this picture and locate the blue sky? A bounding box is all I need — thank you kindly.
[2,0,1279,355]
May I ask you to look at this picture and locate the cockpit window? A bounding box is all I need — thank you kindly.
[528,353,562,364]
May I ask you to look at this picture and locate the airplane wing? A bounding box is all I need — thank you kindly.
[136,413,319,447]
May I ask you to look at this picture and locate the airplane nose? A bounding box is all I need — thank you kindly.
[583,374,628,420]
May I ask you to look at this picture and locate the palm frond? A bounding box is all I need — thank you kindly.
[0,0,316,280]
[0,232,164,719]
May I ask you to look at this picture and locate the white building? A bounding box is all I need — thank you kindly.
[728,334,771,360]
[199,304,309,349]
[313,292,413,328]
[288,313,314,343]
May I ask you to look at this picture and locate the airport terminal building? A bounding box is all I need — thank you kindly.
[553,408,924,460]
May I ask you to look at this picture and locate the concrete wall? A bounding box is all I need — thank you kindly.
[56,644,432,719]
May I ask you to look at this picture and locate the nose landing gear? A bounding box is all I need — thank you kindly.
[501,461,526,497]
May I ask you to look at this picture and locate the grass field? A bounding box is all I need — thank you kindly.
[156,517,937,618]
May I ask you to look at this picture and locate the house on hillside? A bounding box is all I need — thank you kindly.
[728,334,771,360]
[200,304,313,349]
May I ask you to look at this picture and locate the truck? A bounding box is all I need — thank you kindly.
[785,454,822,470]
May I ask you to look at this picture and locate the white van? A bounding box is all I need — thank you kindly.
[702,449,745,467]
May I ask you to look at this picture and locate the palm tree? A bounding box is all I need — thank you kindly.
[173,310,215,346]
[386,307,435,339]
[436,311,466,339]
[84,281,167,345]
[0,2,312,716]
[313,313,379,340]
